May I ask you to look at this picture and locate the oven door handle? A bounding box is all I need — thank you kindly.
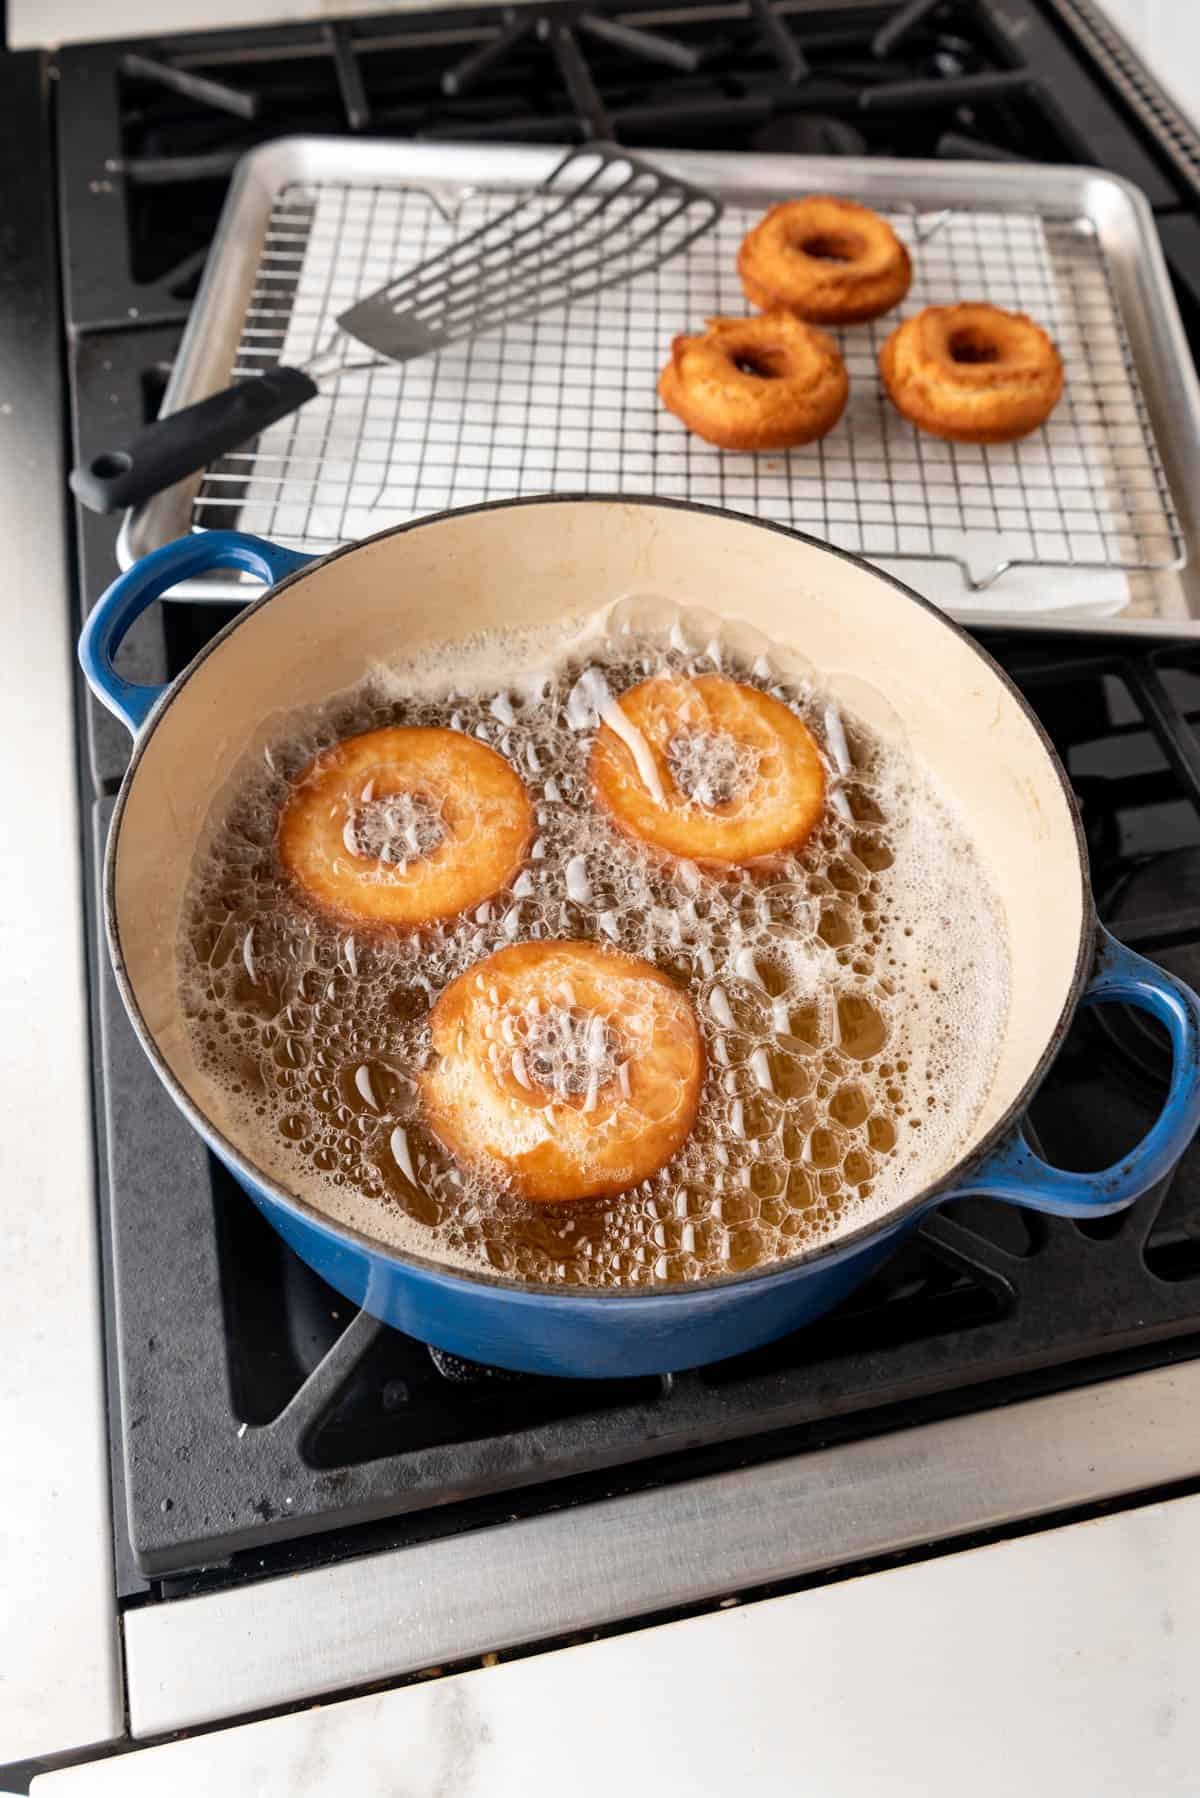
[79,531,314,735]
[956,929,1200,1217]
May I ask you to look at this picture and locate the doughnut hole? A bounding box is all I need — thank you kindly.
[797,230,865,264]
[948,327,1000,365]
[733,347,788,380]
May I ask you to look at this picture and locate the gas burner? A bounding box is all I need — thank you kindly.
[751,115,868,156]
[1101,850,1200,1081]
[441,2,704,139]
[440,0,816,132]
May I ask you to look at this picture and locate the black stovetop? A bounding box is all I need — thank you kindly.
[52,0,1200,1598]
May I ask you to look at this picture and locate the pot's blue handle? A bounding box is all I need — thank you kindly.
[958,928,1200,1218]
[79,531,314,737]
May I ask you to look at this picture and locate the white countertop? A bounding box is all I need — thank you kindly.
[0,101,122,1769]
[0,578,119,1766]
[33,1492,1200,1796]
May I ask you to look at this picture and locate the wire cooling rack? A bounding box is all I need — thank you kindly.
[191,179,1185,592]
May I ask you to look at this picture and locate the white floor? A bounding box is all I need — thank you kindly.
[11,0,1200,136]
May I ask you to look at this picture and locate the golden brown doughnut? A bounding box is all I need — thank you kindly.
[738,197,912,325]
[420,941,705,1203]
[879,302,1064,444]
[278,726,532,928]
[658,312,848,451]
[589,673,825,867]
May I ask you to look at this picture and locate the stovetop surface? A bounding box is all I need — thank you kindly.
[59,0,1200,1597]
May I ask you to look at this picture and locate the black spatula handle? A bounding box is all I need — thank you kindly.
[69,365,320,514]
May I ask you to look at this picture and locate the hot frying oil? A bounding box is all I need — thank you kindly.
[179,599,1008,1288]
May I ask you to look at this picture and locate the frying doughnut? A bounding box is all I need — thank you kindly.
[420,940,704,1203]
[278,726,532,927]
[879,302,1064,444]
[658,312,848,451]
[589,673,825,867]
[738,197,912,325]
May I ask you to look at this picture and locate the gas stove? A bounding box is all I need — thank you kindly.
[10,0,1200,1778]
[92,631,1200,1607]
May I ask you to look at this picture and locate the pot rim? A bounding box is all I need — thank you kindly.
[104,493,1093,1302]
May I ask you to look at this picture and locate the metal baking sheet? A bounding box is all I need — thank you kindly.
[119,140,1200,633]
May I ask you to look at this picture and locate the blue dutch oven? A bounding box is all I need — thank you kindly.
[80,497,1200,1377]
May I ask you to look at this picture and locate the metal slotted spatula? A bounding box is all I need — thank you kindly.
[71,145,722,515]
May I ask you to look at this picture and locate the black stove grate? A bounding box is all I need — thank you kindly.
[58,0,1200,1595]
[55,0,1195,346]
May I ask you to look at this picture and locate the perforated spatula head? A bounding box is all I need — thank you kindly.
[71,144,721,514]
[335,143,722,362]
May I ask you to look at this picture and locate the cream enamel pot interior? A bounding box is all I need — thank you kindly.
[80,498,1200,1377]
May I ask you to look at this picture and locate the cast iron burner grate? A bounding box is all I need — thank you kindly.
[91,637,1200,1587]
